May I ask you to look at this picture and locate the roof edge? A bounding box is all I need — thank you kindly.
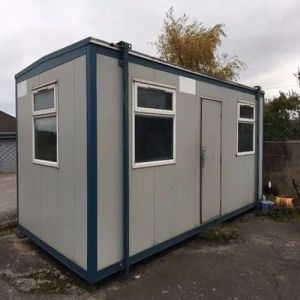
[129,49,260,94]
[15,36,263,95]
[15,37,93,79]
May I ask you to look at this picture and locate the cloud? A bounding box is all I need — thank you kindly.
[0,0,299,115]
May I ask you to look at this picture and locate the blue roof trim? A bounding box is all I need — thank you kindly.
[16,47,86,83]
[94,44,121,59]
[15,38,91,80]
[15,36,262,95]
[129,54,257,96]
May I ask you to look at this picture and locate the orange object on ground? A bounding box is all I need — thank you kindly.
[275,197,294,208]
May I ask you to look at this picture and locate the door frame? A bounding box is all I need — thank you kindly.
[200,96,223,224]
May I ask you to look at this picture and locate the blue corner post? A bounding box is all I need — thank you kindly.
[86,43,98,282]
[255,86,262,204]
[116,41,131,275]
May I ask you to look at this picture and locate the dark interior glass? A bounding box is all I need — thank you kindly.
[34,117,57,162]
[135,115,173,163]
[238,122,254,153]
[34,88,54,111]
[240,105,254,119]
[137,87,172,110]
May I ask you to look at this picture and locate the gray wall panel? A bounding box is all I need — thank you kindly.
[40,60,75,260]
[18,75,40,235]
[129,64,200,254]
[154,94,199,244]
[128,64,158,255]
[196,83,256,215]
[73,57,88,268]
[129,62,257,256]
[97,54,123,269]
[17,56,87,270]
[130,167,155,255]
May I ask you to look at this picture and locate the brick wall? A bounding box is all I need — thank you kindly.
[0,139,16,173]
[264,141,300,198]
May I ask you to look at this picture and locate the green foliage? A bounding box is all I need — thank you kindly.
[264,91,300,141]
[155,7,245,81]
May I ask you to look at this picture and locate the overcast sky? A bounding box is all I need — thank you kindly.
[1,0,300,115]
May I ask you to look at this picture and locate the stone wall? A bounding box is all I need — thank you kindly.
[264,141,300,198]
[0,139,16,173]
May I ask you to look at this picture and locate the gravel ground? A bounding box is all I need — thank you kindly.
[0,211,300,299]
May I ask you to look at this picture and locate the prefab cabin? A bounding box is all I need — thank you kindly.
[15,37,264,283]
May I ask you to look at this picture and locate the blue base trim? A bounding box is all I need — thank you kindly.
[18,202,255,283]
[18,224,89,281]
[90,262,123,284]
[129,202,256,265]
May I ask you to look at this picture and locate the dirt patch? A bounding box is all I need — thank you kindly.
[0,213,16,231]
[0,226,16,237]
[0,233,92,295]
[0,267,89,295]
[195,224,240,245]
[258,209,300,222]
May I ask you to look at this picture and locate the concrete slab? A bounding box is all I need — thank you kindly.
[0,212,300,299]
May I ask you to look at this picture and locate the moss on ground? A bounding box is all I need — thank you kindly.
[195,225,240,246]
[0,267,92,294]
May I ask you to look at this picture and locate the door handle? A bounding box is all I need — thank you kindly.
[201,147,206,168]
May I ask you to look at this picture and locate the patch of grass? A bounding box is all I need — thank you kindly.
[197,225,240,245]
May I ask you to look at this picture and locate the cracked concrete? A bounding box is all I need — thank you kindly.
[0,212,300,299]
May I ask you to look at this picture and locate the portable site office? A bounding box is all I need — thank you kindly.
[15,37,264,283]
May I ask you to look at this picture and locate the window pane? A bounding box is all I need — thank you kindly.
[34,88,54,111]
[135,115,173,163]
[238,122,254,153]
[137,87,172,110]
[34,117,57,162]
[240,105,254,119]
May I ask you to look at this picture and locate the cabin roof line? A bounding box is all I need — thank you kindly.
[15,36,264,95]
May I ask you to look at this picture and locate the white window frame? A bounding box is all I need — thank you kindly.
[237,101,255,156]
[32,82,59,167]
[132,79,176,168]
